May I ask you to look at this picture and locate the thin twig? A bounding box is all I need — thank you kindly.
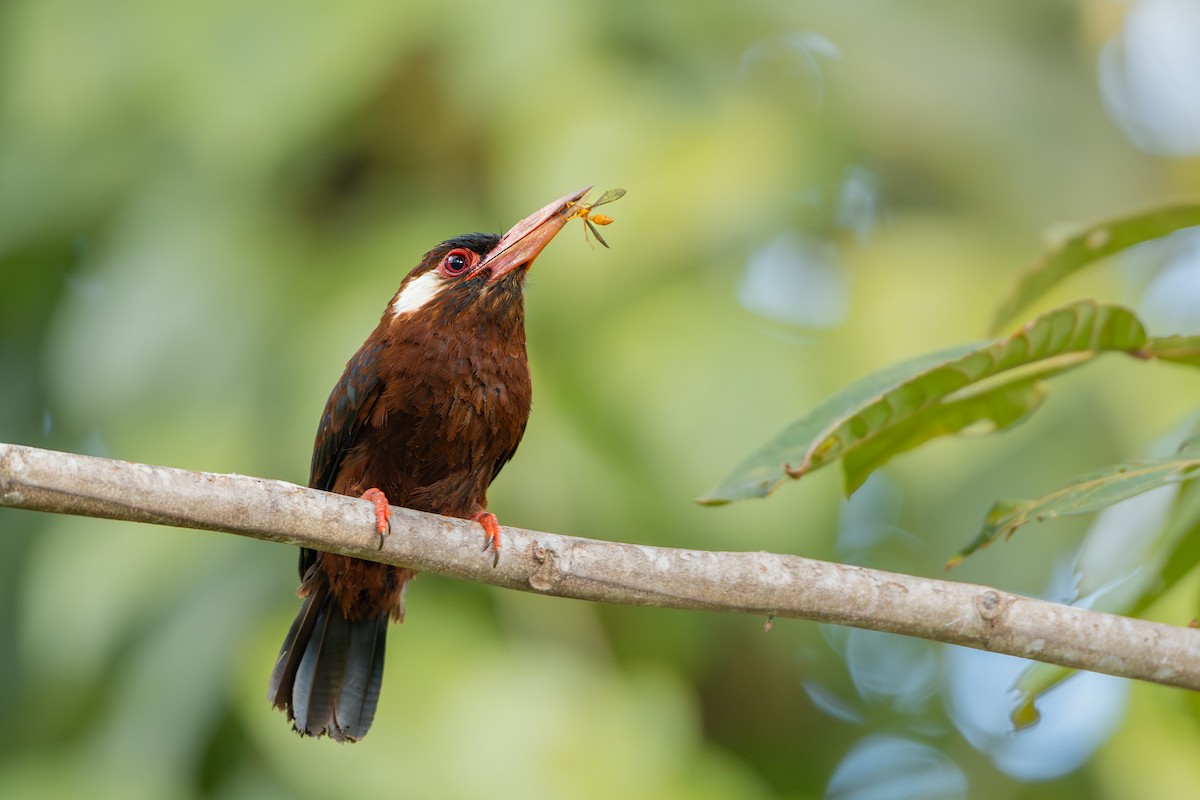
[2,442,1198,691]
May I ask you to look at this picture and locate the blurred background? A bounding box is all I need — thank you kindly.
[2,0,1199,797]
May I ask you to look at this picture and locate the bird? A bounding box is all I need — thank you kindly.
[268,186,591,741]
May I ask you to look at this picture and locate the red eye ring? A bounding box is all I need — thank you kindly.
[438,248,476,278]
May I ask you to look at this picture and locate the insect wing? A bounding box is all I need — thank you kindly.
[591,188,626,208]
[584,217,610,248]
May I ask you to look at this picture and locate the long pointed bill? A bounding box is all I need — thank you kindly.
[473,186,592,281]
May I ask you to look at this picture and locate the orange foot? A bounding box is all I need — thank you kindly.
[361,488,391,548]
[470,511,501,568]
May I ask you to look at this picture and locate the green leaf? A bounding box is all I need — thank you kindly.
[1128,474,1200,618]
[699,301,1148,505]
[1008,464,1200,728]
[696,343,978,504]
[953,437,1200,565]
[1141,335,1200,367]
[839,374,1048,495]
[1010,665,1074,730]
[991,201,1200,333]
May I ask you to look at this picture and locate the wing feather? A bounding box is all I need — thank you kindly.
[309,341,384,492]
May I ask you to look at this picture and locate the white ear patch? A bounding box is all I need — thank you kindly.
[390,271,445,317]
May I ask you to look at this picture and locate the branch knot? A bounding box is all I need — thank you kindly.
[976,589,1006,622]
[528,544,562,592]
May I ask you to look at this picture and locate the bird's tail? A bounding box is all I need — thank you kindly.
[268,574,387,742]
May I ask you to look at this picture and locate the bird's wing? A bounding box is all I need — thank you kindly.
[490,418,528,485]
[301,341,385,580]
[309,341,385,493]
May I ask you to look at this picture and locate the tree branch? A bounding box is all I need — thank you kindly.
[2,442,1198,691]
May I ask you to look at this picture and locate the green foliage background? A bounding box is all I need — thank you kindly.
[1,1,1198,798]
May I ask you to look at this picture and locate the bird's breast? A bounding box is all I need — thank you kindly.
[336,327,531,516]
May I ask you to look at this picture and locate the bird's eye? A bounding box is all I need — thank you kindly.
[438,249,475,278]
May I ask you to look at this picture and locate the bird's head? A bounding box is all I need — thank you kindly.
[385,186,590,327]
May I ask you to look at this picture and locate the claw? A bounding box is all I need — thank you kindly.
[471,511,501,568]
[360,488,391,549]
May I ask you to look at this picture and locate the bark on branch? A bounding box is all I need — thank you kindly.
[2,442,1198,691]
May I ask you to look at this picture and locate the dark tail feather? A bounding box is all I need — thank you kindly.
[269,576,388,742]
[292,597,348,734]
[335,614,388,738]
[268,578,327,712]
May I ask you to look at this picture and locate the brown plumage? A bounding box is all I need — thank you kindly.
[269,188,589,741]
